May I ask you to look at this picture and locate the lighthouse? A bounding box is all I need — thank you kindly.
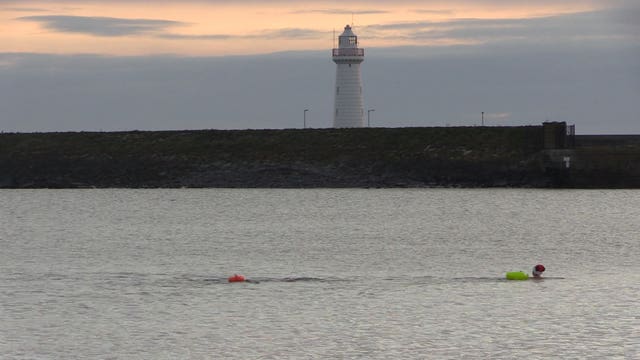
[332,25,365,128]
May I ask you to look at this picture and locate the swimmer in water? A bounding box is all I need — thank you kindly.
[532,264,546,278]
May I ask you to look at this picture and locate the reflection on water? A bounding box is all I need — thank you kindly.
[1,189,639,359]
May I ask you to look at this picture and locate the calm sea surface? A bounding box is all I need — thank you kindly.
[1,189,639,359]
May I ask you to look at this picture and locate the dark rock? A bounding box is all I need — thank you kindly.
[1,127,639,188]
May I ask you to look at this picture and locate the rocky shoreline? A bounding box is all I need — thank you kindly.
[1,127,639,189]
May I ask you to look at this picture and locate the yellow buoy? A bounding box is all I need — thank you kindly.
[506,271,529,280]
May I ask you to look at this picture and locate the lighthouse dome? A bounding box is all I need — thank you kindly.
[338,25,358,49]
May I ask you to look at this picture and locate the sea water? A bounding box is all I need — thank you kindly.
[1,189,639,359]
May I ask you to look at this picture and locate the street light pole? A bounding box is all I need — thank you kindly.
[304,109,309,129]
[482,112,484,126]
[367,109,375,127]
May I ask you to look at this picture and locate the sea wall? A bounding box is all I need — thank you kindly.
[1,126,638,188]
[543,135,640,188]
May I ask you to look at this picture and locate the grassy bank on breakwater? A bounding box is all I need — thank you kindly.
[1,126,638,188]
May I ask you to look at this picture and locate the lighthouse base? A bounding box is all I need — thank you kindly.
[333,63,364,128]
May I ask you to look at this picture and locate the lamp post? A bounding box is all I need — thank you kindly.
[367,109,375,127]
[304,109,309,129]
[482,112,484,126]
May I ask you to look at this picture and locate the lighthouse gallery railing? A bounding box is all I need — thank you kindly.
[332,48,364,56]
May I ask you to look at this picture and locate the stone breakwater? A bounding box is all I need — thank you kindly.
[1,127,638,188]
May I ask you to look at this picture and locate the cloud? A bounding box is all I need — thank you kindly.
[367,8,639,46]
[18,15,184,37]
[0,59,16,69]
[157,33,233,40]
[410,9,454,15]
[156,28,328,40]
[290,8,388,15]
[608,0,640,36]
[160,28,327,41]
[366,21,432,31]
[260,28,327,39]
[4,7,49,12]
[17,14,326,41]
[2,41,638,134]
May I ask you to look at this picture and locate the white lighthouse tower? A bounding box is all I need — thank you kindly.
[332,25,365,128]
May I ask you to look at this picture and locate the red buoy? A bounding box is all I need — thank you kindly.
[228,274,246,283]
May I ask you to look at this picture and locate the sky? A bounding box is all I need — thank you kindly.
[1,0,639,134]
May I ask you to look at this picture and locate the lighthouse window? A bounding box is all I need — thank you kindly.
[349,36,357,45]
